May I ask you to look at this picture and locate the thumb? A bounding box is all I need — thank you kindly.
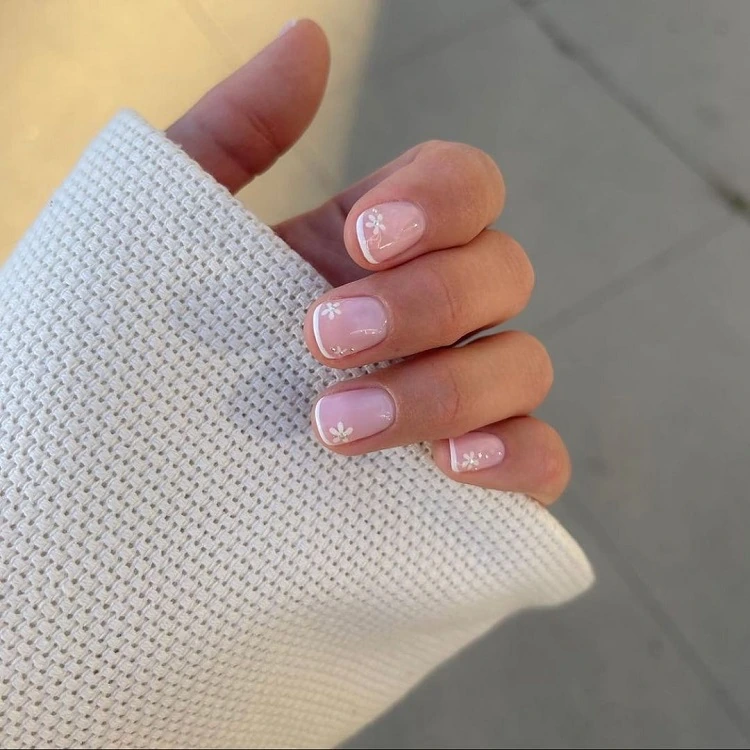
[167,19,330,194]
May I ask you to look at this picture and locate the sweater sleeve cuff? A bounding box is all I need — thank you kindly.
[0,110,593,749]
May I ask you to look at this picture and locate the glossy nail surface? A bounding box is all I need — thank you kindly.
[449,432,505,473]
[355,201,426,264]
[312,297,388,359]
[315,388,395,446]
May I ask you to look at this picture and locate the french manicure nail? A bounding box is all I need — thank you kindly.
[312,297,388,359]
[277,18,298,37]
[355,201,426,264]
[449,432,505,473]
[315,388,395,446]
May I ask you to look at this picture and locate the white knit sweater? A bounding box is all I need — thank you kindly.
[0,112,593,749]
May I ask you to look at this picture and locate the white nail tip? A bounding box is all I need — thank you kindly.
[356,212,379,265]
[277,19,298,38]
[312,304,334,359]
[449,438,460,473]
[314,399,334,446]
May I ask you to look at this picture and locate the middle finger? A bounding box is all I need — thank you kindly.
[305,230,534,367]
[311,331,553,453]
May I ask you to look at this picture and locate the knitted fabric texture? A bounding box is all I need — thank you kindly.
[0,111,593,749]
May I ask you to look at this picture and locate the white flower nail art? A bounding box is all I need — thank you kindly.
[460,451,480,471]
[321,302,342,320]
[329,421,354,443]
[365,211,386,236]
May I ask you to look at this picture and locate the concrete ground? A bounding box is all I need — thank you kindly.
[3,1,750,747]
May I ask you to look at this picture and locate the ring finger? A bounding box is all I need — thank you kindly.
[311,331,553,452]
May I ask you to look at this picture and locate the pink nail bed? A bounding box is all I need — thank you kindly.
[449,432,505,473]
[312,297,388,359]
[355,201,426,264]
[315,388,395,446]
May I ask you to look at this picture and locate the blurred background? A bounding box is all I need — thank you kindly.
[2,1,749,747]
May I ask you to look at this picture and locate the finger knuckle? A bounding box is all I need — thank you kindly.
[484,232,535,313]
[421,139,465,161]
[425,141,505,215]
[422,138,452,152]
[537,433,572,500]
[421,262,464,339]
[457,145,505,214]
[440,141,499,173]
[470,146,505,191]
[426,360,464,430]
[460,145,505,209]
[233,103,285,167]
[508,331,554,405]
[500,233,535,303]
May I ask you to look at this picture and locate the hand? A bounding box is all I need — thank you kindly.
[167,20,570,505]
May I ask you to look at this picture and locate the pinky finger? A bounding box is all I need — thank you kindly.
[431,416,572,505]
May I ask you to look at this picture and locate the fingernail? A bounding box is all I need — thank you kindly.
[355,201,426,264]
[312,297,388,359]
[277,18,298,37]
[315,388,395,446]
[449,432,505,473]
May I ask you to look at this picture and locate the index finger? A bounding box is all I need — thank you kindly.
[345,140,506,269]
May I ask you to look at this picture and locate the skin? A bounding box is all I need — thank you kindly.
[167,20,571,505]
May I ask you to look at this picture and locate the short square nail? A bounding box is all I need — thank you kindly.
[312,297,388,359]
[355,201,426,264]
[315,388,395,446]
[449,432,505,473]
